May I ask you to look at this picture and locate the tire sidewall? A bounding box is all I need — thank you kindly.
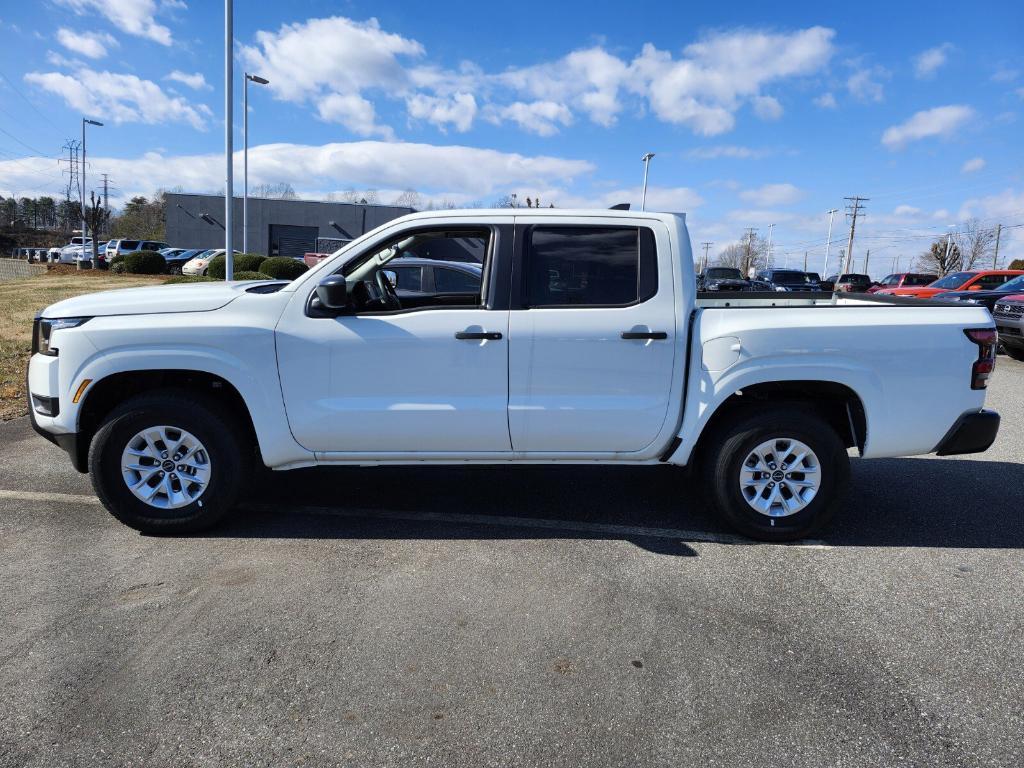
[90,397,241,534]
[710,409,849,542]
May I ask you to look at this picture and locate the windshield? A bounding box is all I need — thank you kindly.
[706,268,742,279]
[930,272,972,289]
[996,274,1024,291]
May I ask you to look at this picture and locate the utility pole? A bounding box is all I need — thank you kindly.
[765,223,774,269]
[993,223,1002,269]
[640,152,655,211]
[804,251,808,271]
[743,228,757,277]
[59,140,81,234]
[943,228,954,274]
[863,249,870,277]
[843,196,868,275]
[700,241,712,273]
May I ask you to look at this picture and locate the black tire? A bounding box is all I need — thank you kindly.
[88,389,244,534]
[1003,344,1024,362]
[701,405,849,542]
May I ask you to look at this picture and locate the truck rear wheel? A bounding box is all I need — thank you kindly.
[88,390,243,534]
[702,405,849,542]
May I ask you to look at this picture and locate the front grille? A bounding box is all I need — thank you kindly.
[993,303,1024,320]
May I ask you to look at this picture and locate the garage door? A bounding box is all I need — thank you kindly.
[269,224,318,259]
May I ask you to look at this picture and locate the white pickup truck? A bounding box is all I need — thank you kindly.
[28,209,1000,541]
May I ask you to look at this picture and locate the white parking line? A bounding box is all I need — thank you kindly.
[0,489,828,548]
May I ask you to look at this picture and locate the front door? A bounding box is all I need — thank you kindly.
[507,219,678,453]
[276,224,511,455]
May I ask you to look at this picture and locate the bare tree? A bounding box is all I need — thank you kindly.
[392,188,422,208]
[914,237,962,276]
[714,234,767,275]
[84,191,109,270]
[955,218,997,271]
[249,182,297,199]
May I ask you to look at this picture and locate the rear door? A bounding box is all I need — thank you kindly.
[507,217,678,453]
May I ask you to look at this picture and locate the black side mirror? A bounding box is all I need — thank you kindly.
[316,275,349,310]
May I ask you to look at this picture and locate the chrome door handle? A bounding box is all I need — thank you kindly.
[621,331,668,340]
[455,331,502,340]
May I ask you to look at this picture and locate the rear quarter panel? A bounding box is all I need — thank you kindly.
[674,304,991,463]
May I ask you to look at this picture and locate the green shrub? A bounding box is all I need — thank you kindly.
[231,270,268,280]
[108,252,125,268]
[259,256,309,280]
[165,275,216,284]
[207,252,266,279]
[124,250,167,275]
[1010,259,1024,270]
[110,261,127,274]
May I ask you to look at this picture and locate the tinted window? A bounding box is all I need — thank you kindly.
[706,267,741,280]
[772,271,812,285]
[435,267,480,293]
[905,274,936,286]
[977,274,1012,289]
[391,266,423,291]
[121,240,140,249]
[525,226,656,307]
[879,274,899,286]
[931,272,972,289]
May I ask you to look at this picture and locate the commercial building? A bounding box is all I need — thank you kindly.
[164,193,415,257]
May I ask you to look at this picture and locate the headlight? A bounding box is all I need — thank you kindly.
[33,317,91,356]
[775,286,788,292]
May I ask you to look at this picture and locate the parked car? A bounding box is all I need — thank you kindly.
[932,273,1024,311]
[698,267,751,291]
[73,242,109,268]
[29,208,1000,543]
[162,248,204,275]
[57,237,93,264]
[107,239,169,260]
[826,273,873,293]
[867,272,938,294]
[877,269,1024,299]
[755,269,821,292]
[806,272,832,292]
[181,249,240,276]
[993,295,1024,361]
[382,258,483,306]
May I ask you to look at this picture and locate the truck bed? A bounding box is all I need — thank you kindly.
[695,291,951,308]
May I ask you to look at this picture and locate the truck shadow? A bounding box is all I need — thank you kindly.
[216,456,1024,554]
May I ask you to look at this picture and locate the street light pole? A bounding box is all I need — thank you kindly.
[640,152,655,211]
[81,118,103,270]
[224,0,234,280]
[243,72,269,255]
[823,208,838,278]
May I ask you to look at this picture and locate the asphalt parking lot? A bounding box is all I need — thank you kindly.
[1,360,1022,767]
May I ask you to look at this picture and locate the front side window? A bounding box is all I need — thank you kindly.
[524,226,656,307]
[977,274,1012,289]
[435,267,480,293]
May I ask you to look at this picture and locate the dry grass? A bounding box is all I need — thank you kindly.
[0,271,167,420]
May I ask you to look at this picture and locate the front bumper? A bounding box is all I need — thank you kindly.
[933,410,1000,456]
[26,361,87,472]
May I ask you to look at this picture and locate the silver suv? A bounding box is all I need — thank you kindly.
[108,239,169,259]
[993,296,1024,362]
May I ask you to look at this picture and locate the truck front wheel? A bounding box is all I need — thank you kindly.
[703,405,850,542]
[88,390,244,534]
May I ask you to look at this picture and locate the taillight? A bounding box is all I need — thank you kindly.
[964,328,997,389]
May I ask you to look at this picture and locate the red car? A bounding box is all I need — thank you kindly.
[866,272,938,294]
[878,269,1024,299]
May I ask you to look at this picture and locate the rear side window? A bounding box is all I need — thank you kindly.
[524,226,657,307]
[121,240,140,249]
[435,267,480,293]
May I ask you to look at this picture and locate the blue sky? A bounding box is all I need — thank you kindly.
[1,0,1022,273]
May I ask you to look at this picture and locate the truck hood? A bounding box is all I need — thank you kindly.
[41,281,263,318]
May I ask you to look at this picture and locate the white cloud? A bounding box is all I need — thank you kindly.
[913,44,953,79]
[739,183,803,206]
[847,66,886,102]
[406,92,477,133]
[893,205,922,216]
[881,105,975,150]
[24,69,211,130]
[752,95,783,120]
[496,47,630,127]
[961,156,986,174]
[317,93,393,139]
[813,92,837,109]
[54,0,178,45]
[166,70,210,91]
[487,101,573,136]
[56,28,116,59]
[0,141,595,202]
[686,145,774,160]
[631,27,835,135]
[45,50,83,68]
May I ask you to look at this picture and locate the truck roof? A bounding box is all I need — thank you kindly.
[393,208,688,224]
